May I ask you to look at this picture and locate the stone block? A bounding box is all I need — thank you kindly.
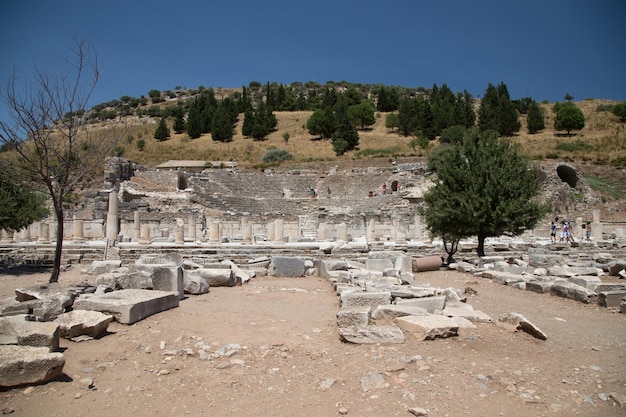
[336,306,371,327]
[365,258,393,273]
[568,275,602,290]
[597,291,626,308]
[395,315,459,340]
[480,270,527,285]
[339,324,405,344]
[371,305,430,321]
[87,260,122,275]
[0,345,65,388]
[526,281,555,294]
[57,310,114,339]
[270,256,306,277]
[183,274,209,295]
[498,312,547,340]
[73,289,179,324]
[150,266,184,299]
[0,315,60,351]
[551,280,597,304]
[340,291,391,308]
[189,268,236,287]
[394,295,446,313]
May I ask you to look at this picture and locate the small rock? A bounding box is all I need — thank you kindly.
[408,406,428,416]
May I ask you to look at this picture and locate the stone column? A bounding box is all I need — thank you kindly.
[591,209,602,240]
[175,219,184,244]
[105,191,119,240]
[38,222,50,243]
[336,223,347,241]
[366,218,376,241]
[133,211,141,241]
[73,219,85,241]
[0,229,13,243]
[267,220,275,241]
[209,221,220,242]
[317,222,327,241]
[19,226,31,243]
[242,223,252,243]
[414,214,423,240]
[274,219,284,242]
[188,213,197,241]
[139,224,151,244]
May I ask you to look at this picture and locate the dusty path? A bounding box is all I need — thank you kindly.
[1,267,625,417]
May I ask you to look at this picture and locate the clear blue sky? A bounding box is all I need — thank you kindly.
[1,0,624,118]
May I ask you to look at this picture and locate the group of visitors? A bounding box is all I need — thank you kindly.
[550,219,593,242]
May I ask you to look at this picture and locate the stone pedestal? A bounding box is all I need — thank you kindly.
[187,213,197,241]
[19,227,31,243]
[242,223,252,243]
[367,219,376,241]
[209,221,220,242]
[591,209,602,240]
[274,219,284,242]
[105,191,119,240]
[38,222,50,243]
[267,221,275,241]
[73,219,84,241]
[139,224,151,244]
[0,229,13,243]
[337,223,348,241]
[133,211,141,241]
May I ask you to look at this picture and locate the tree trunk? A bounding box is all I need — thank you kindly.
[49,205,64,283]
[476,233,487,258]
[443,238,459,265]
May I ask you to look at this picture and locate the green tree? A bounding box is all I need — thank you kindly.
[0,166,48,232]
[136,138,146,151]
[211,103,234,142]
[397,96,419,136]
[554,104,585,136]
[172,113,186,133]
[526,101,545,134]
[612,102,626,122]
[375,85,399,112]
[153,117,170,141]
[186,102,203,139]
[348,101,376,130]
[478,82,520,136]
[385,112,399,132]
[0,39,125,283]
[439,125,466,146]
[241,108,254,137]
[306,109,335,138]
[332,108,359,156]
[421,129,546,258]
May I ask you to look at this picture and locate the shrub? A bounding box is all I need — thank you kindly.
[261,149,293,164]
[136,139,146,151]
[555,140,594,152]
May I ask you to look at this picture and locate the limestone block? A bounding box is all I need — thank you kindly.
[222,260,252,284]
[326,270,352,284]
[150,266,184,300]
[528,253,563,268]
[336,306,371,327]
[57,310,114,339]
[96,271,153,291]
[568,276,602,290]
[365,258,393,273]
[270,256,306,277]
[498,312,547,340]
[87,260,122,276]
[595,283,626,292]
[525,281,555,294]
[607,261,626,276]
[73,289,179,324]
[340,291,391,308]
[597,291,626,308]
[371,305,430,321]
[395,315,459,340]
[551,280,597,304]
[0,345,65,388]
[0,315,60,351]
[442,302,493,323]
[480,270,527,285]
[136,252,183,266]
[395,255,413,275]
[189,268,236,287]
[394,295,446,313]
[339,324,405,344]
[183,274,210,295]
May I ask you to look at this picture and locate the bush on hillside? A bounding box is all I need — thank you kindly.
[261,148,293,164]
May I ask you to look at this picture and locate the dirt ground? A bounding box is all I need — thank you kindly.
[0,266,625,417]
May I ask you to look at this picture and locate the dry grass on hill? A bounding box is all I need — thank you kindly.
[119,99,625,170]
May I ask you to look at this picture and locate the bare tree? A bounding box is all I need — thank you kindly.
[0,39,126,283]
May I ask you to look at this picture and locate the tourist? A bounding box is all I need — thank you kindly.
[585,222,592,241]
[382,182,387,194]
[550,221,556,242]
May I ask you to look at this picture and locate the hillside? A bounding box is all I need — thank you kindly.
[115,99,626,171]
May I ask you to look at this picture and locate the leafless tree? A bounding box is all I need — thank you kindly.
[0,39,126,283]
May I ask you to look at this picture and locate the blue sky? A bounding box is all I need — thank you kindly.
[0,0,624,118]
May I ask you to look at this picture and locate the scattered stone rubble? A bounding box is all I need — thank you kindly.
[0,242,625,389]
